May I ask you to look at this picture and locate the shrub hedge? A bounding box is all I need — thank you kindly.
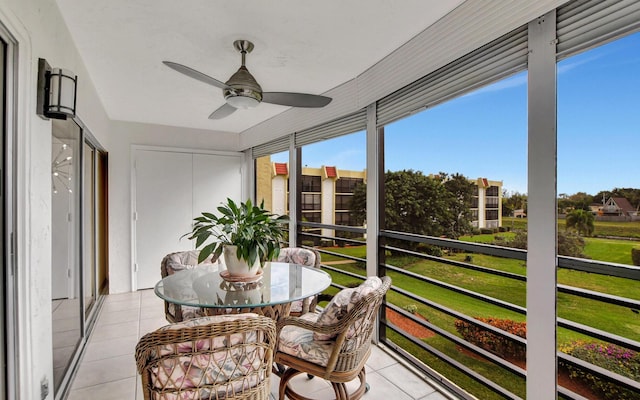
[559,340,640,399]
[455,317,526,360]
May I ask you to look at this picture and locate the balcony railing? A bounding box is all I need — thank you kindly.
[297,221,640,400]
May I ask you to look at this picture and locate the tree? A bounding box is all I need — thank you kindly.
[567,192,594,211]
[503,191,527,216]
[566,209,595,236]
[350,170,474,242]
[493,230,588,258]
[441,173,475,238]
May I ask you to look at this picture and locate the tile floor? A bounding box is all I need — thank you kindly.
[66,289,453,400]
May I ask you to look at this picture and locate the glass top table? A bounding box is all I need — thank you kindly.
[155,261,332,320]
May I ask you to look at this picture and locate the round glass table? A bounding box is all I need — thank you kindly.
[155,261,332,321]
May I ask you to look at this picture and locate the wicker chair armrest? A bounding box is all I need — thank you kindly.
[276,315,343,336]
[276,309,368,339]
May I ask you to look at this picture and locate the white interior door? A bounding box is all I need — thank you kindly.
[192,153,243,215]
[134,149,244,290]
[134,150,193,289]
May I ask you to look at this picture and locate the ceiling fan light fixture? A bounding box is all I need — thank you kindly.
[226,94,260,109]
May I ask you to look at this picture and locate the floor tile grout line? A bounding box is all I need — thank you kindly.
[68,376,137,394]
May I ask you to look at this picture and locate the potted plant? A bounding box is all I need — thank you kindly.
[185,198,289,277]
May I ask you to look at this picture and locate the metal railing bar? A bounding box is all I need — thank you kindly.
[313,248,366,264]
[557,318,640,352]
[384,244,527,281]
[299,221,366,234]
[558,256,640,280]
[381,342,476,400]
[381,230,527,260]
[384,322,523,400]
[300,231,364,246]
[557,284,640,309]
[386,264,527,314]
[386,303,527,378]
[558,352,640,393]
[320,264,367,281]
[557,386,592,400]
[388,285,528,346]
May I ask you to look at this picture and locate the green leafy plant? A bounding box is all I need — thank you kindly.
[185,198,289,266]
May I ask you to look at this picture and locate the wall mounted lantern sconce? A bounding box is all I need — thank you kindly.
[37,58,78,120]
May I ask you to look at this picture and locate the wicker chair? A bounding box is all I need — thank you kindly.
[275,276,392,400]
[135,313,276,400]
[161,250,219,323]
[275,247,321,316]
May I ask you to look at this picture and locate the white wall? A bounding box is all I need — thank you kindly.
[0,0,111,398]
[108,120,240,294]
[321,177,334,238]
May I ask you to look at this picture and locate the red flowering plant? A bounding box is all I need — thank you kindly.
[455,317,526,360]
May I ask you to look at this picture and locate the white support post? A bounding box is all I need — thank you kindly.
[365,102,378,279]
[288,134,298,247]
[527,10,558,399]
[366,104,381,343]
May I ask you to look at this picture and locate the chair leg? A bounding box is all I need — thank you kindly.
[280,367,368,400]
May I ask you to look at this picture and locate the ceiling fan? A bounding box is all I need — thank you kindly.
[163,40,332,119]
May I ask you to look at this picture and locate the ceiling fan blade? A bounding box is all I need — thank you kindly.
[262,92,332,108]
[163,61,230,90]
[208,103,237,119]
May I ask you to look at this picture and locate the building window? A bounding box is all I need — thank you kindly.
[336,177,362,193]
[486,186,499,196]
[301,193,321,211]
[302,211,321,223]
[335,212,353,225]
[485,197,499,208]
[335,194,354,210]
[485,209,499,220]
[301,175,321,192]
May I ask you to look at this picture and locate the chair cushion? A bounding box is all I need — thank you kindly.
[165,250,216,276]
[278,313,335,367]
[276,247,317,268]
[289,299,304,314]
[313,276,382,340]
[167,303,206,320]
[148,314,266,397]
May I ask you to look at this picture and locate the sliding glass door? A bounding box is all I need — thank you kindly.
[51,120,108,397]
[0,35,6,400]
[51,119,82,392]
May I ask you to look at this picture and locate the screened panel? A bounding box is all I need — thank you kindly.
[252,135,290,159]
[377,25,528,127]
[294,109,367,148]
[557,0,640,60]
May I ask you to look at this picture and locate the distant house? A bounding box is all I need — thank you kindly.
[602,197,637,217]
[513,209,527,218]
[589,203,602,214]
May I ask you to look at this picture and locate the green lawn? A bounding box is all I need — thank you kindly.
[583,237,638,264]
[503,216,640,238]
[317,240,640,399]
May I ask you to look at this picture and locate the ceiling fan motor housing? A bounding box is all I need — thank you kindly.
[224,66,263,108]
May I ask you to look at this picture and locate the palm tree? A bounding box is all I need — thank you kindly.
[565,209,595,236]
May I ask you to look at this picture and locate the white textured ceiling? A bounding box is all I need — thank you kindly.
[54,0,463,133]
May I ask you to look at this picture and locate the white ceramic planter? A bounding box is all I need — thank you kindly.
[223,245,261,277]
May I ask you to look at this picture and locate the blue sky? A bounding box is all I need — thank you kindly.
[273,32,639,196]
